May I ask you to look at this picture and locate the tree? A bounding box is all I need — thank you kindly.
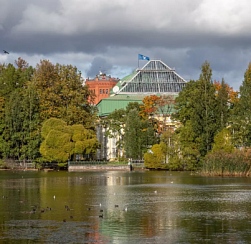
[34,60,95,128]
[0,61,38,160]
[144,144,165,169]
[211,128,234,153]
[215,79,229,131]
[103,108,126,158]
[231,63,251,147]
[214,80,238,104]
[40,118,99,164]
[124,109,157,159]
[40,119,74,163]
[174,61,218,157]
[101,102,141,159]
[72,124,100,155]
[176,121,200,169]
[124,109,143,159]
[139,95,160,131]
[155,95,176,134]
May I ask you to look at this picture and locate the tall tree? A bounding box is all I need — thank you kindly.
[215,78,229,131]
[231,63,251,147]
[174,61,218,157]
[34,60,95,128]
[124,108,156,159]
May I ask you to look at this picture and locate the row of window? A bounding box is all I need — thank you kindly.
[100,89,108,94]
[90,89,109,94]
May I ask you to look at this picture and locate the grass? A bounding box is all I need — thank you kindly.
[201,149,251,177]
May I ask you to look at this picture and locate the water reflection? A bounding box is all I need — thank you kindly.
[0,171,251,243]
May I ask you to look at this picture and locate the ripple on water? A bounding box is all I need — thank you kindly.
[0,220,100,243]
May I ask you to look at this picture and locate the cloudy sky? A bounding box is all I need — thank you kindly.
[1,0,251,90]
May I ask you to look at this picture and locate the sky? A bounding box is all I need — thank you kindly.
[1,0,251,90]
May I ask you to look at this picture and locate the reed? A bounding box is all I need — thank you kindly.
[201,149,251,177]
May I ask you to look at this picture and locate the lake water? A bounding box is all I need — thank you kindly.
[0,170,251,243]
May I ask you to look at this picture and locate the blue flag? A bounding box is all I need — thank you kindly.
[138,54,150,60]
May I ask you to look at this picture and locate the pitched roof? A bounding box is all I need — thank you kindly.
[111,60,186,95]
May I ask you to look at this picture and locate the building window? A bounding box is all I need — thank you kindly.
[106,89,108,94]
[94,89,95,94]
[103,89,105,94]
[100,89,102,94]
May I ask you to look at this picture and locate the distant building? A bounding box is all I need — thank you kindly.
[85,72,119,105]
[96,60,187,161]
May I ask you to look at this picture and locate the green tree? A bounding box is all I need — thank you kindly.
[124,109,156,159]
[176,121,200,169]
[40,119,74,163]
[211,128,234,153]
[40,118,99,164]
[174,61,218,157]
[231,63,251,147]
[215,78,229,131]
[144,144,165,169]
[0,61,37,160]
[101,102,141,159]
[124,109,143,159]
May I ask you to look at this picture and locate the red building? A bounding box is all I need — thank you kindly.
[85,72,119,105]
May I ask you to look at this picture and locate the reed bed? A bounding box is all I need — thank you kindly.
[201,149,251,177]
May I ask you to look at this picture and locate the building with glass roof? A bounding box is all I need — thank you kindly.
[97,60,187,116]
[96,59,187,160]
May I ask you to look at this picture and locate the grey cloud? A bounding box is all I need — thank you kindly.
[1,0,251,91]
[86,57,113,78]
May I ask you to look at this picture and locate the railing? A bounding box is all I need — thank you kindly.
[68,161,108,165]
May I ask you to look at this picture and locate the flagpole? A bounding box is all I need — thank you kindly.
[138,54,139,69]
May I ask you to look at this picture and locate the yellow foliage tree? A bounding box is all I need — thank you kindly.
[40,118,99,164]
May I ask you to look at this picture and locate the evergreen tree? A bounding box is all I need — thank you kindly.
[231,63,251,147]
[174,61,218,157]
[216,78,229,131]
[124,108,156,159]
[124,109,142,159]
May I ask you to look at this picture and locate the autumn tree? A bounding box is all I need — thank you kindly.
[34,60,95,128]
[214,80,238,104]
[139,95,160,129]
[155,95,176,134]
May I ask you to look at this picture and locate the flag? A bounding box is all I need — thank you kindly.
[138,54,150,60]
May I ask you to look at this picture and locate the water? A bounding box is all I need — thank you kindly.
[0,171,251,243]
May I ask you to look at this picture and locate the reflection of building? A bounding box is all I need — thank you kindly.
[96,60,187,160]
[86,72,119,105]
